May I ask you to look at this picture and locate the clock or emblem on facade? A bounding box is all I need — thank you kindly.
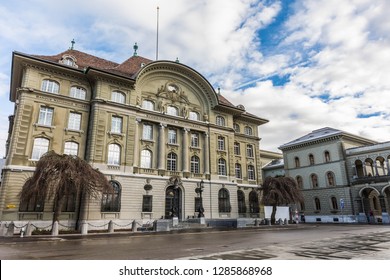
[167,83,179,93]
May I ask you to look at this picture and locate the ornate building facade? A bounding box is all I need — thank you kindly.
[0,46,268,227]
[279,127,390,223]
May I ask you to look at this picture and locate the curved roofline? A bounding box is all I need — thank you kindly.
[134,60,219,106]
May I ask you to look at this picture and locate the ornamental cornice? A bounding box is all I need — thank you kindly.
[22,62,85,82]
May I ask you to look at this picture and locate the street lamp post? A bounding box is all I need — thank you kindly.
[195,179,205,218]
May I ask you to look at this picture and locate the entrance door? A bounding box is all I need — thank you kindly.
[165,186,182,220]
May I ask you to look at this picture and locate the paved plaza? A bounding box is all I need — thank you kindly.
[1,224,390,260]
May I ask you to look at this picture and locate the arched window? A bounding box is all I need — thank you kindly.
[375,156,386,176]
[216,116,225,126]
[233,123,240,132]
[309,154,315,165]
[234,142,240,155]
[246,144,254,158]
[364,158,375,176]
[331,196,338,210]
[190,155,200,174]
[217,136,225,150]
[140,149,152,168]
[63,57,75,66]
[70,86,86,100]
[111,91,125,104]
[41,79,59,93]
[249,190,259,214]
[107,144,121,165]
[295,157,300,168]
[218,188,231,212]
[142,100,154,110]
[64,141,78,156]
[244,126,253,136]
[247,165,255,180]
[235,163,242,179]
[218,158,227,176]
[324,151,331,162]
[314,197,321,211]
[167,152,177,171]
[31,138,49,160]
[19,181,44,212]
[167,105,179,116]
[189,111,200,121]
[101,181,121,212]
[311,174,318,188]
[355,159,364,177]
[237,190,246,214]
[326,172,335,186]
[296,176,303,189]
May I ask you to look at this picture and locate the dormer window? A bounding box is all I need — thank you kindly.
[59,55,78,68]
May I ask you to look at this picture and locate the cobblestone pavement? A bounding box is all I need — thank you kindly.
[181,230,390,260]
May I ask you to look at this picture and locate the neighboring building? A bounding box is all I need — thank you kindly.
[279,127,390,223]
[262,159,285,178]
[0,45,269,227]
[346,141,390,223]
[260,149,284,178]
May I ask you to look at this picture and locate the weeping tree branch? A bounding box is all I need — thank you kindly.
[260,176,304,225]
[19,151,113,232]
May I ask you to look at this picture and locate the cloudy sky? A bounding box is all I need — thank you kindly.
[1,0,390,158]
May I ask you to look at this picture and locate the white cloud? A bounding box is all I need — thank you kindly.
[1,0,390,157]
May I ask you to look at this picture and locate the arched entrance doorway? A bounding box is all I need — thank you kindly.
[358,187,381,223]
[165,177,183,220]
[382,185,390,214]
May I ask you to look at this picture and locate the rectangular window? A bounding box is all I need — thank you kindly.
[218,136,225,151]
[111,116,122,134]
[248,165,255,180]
[168,129,177,144]
[246,145,254,158]
[143,124,153,140]
[38,107,53,126]
[68,112,81,130]
[142,195,153,212]
[191,133,199,147]
[234,142,240,155]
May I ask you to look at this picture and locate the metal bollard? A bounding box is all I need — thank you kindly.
[108,220,114,233]
[20,226,25,238]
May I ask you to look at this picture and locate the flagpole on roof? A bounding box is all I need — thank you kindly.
[156,6,159,60]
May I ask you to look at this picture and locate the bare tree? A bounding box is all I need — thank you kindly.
[19,151,112,232]
[260,176,304,225]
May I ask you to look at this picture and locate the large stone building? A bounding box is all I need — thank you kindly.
[0,45,269,228]
[279,127,390,223]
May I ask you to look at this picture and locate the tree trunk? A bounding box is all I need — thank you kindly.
[271,204,277,225]
[51,196,65,234]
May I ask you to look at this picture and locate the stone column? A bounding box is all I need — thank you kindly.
[182,128,189,172]
[386,160,390,175]
[374,161,379,176]
[204,133,210,176]
[158,123,166,171]
[133,118,141,167]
